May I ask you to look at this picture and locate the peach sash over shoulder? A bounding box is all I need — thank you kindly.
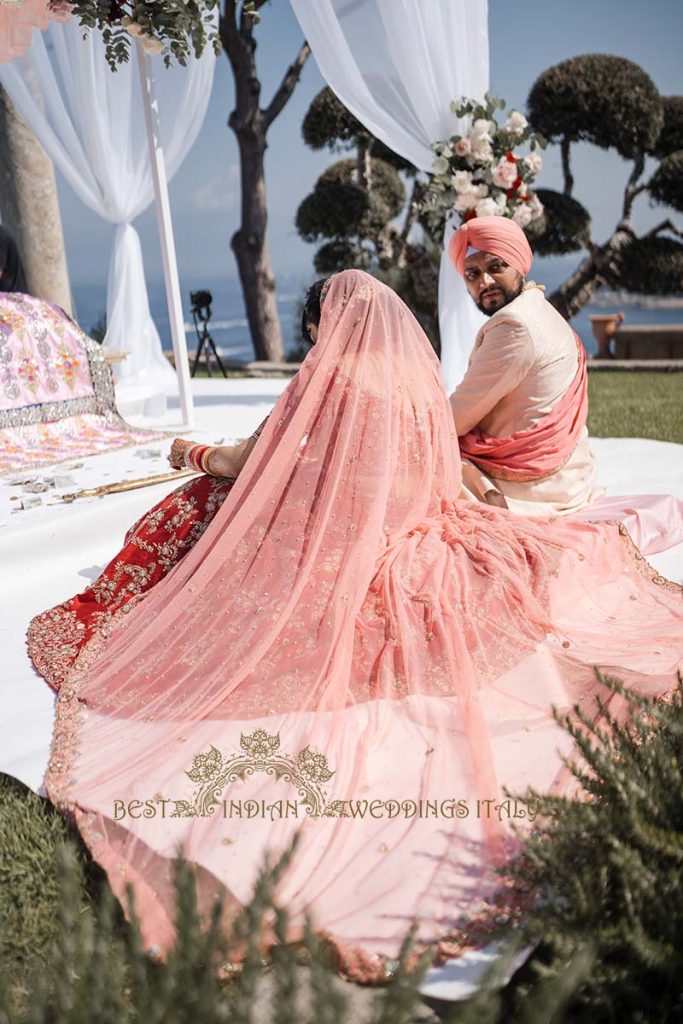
[459,333,588,482]
[38,271,681,983]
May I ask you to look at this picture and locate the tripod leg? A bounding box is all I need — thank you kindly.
[191,335,205,377]
[208,336,228,379]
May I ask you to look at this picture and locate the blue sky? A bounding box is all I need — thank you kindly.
[55,0,682,290]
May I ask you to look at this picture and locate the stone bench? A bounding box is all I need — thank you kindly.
[612,325,683,360]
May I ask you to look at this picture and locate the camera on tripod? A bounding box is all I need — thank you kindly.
[190,290,213,323]
[189,288,227,378]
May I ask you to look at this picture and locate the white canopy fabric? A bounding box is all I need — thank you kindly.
[289,0,489,390]
[0,20,217,390]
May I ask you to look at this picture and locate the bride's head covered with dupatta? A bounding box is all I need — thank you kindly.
[46,269,682,979]
[69,269,473,720]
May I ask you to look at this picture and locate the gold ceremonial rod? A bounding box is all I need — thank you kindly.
[57,468,201,504]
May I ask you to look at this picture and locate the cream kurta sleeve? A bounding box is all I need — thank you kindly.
[449,319,536,436]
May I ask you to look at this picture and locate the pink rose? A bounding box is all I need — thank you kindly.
[512,203,533,228]
[491,157,519,188]
[454,138,472,157]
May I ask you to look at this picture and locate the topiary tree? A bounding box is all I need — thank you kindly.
[296,87,423,276]
[526,54,683,318]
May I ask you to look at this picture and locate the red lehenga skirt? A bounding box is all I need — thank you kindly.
[27,474,235,691]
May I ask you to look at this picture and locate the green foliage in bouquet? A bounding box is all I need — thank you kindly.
[62,1,221,70]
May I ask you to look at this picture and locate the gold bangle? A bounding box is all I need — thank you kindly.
[201,447,219,476]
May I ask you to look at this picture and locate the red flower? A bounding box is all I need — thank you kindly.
[505,177,524,199]
[463,210,477,222]
[107,1,129,23]
[505,151,517,164]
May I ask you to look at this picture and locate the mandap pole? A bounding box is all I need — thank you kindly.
[136,40,195,429]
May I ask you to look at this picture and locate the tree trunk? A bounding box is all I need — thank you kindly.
[221,3,310,362]
[547,253,601,319]
[549,147,647,321]
[548,227,636,320]
[230,122,282,361]
[0,85,72,314]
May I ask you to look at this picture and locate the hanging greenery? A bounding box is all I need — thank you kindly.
[48,1,222,70]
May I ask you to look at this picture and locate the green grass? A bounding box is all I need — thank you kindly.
[188,368,683,441]
[0,774,106,970]
[587,371,683,444]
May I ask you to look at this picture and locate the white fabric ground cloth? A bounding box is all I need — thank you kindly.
[1,378,681,1001]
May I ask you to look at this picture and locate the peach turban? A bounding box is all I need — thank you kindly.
[448,215,533,278]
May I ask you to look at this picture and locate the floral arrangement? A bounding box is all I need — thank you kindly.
[420,95,548,240]
[46,1,221,68]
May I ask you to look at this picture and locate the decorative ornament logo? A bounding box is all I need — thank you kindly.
[171,729,348,819]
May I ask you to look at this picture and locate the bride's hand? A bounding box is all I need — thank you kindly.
[168,438,193,470]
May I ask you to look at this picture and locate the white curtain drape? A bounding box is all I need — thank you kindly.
[289,0,489,391]
[0,20,217,388]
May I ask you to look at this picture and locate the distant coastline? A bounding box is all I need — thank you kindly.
[588,290,683,310]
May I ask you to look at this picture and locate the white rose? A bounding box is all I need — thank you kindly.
[504,110,528,136]
[524,153,543,174]
[471,139,493,163]
[452,170,474,193]
[454,191,480,212]
[475,197,504,218]
[491,157,519,188]
[142,35,166,55]
[469,118,494,143]
[512,203,533,227]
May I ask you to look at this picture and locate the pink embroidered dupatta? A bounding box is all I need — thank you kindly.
[41,272,682,982]
[459,333,588,482]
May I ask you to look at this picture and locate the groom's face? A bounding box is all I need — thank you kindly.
[463,251,524,315]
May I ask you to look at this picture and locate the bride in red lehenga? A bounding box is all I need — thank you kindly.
[28,270,681,983]
[27,280,328,692]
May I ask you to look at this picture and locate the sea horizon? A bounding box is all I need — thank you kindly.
[70,261,683,362]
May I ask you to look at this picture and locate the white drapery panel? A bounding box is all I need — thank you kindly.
[0,20,216,388]
[289,0,489,390]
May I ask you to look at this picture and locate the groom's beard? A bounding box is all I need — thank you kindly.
[476,279,524,316]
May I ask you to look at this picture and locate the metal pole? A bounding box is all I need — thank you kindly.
[136,40,194,428]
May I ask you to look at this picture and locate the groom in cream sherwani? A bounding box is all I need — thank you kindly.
[447,216,604,516]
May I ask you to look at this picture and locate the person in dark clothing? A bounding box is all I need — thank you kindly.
[0,224,28,293]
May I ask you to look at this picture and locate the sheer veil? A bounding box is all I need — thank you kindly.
[44,270,682,980]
